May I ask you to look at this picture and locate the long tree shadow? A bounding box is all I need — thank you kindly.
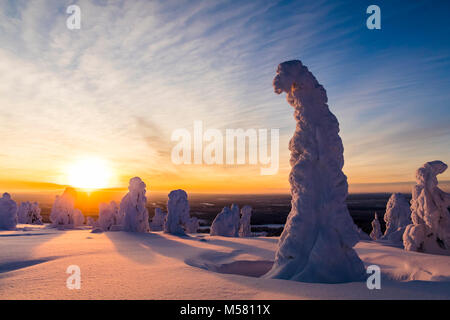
[0,226,67,275]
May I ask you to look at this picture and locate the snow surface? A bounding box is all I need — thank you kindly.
[265,60,365,283]
[403,161,450,255]
[1,226,449,299]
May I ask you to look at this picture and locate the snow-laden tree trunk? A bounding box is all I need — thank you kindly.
[403,161,450,255]
[239,205,252,237]
[264,60,365,283]
[120,177,149,233]
[0,193,18,230]
[370,213,382,240]
[382,193,411,244]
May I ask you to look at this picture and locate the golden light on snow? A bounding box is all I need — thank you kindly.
[67,157,112,190]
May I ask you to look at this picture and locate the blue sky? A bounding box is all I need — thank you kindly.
[0,0,449,193]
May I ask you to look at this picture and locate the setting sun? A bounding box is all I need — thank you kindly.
[67,158,112,190]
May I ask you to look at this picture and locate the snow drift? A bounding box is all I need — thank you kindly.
[264,60,365,283]
[120,177,149,233]
[403,161,450,255]
[239,205,252,237]
[210,204,241,237]
[0,193,17,230]
[382,193,411,244]
[17,201,42,225]
[370,212,382,240]
[50,187,84,228]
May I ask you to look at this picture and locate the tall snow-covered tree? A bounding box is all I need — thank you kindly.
[120,177,149,233]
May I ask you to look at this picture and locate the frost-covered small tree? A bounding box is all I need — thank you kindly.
[382,193,411,243]
[238,205,252,237]
[150,208,166,231]
[185,216,199,233]
[50,187,85,228]
[0,193,18,230]
[17,201,43,225]
[403,161,450,255]
[264,60,365,283]
[164,189,190,235]
[370,212,382,240]
[98,201,120,231]
[210,204,240,237]
[120,177,149,233]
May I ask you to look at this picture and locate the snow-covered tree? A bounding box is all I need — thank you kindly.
[164,189,190,235]
[382,193,411,244]
[264,60,365,283]
[185,216,199,233]
[403,161,450,255]
[370,212,382,240]
[0,193,18,230]
[17,201,43,225]
[50,187,85,228]
[150,207,166,231]
[238,205,252,237]
[210,204,240,237]
[98,201,120,231]
[120,177,149,233]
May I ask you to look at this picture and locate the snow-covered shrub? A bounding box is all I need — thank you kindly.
[382,193,411,244]
[120,177,149,233]
[370,213,382,240]
[98,201,120,231]
[210,204,240,237]
[150,208,166,231]
[403,161,450,255]
[164,189,190,235]
[239,205,252,237]
[17,201,43,225]
[264,60,365,283]
[50,187,85,228]
[0,193,18,230]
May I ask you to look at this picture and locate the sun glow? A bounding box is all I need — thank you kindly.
[67,158,112,190]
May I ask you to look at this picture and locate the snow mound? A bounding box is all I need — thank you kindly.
[120,177,149,233]
[382,193,411,244]
[0,193,18,230]
[50,187,84,228]
[403,161,450,255]
[210,204,240,237]
[264,60,365,283]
